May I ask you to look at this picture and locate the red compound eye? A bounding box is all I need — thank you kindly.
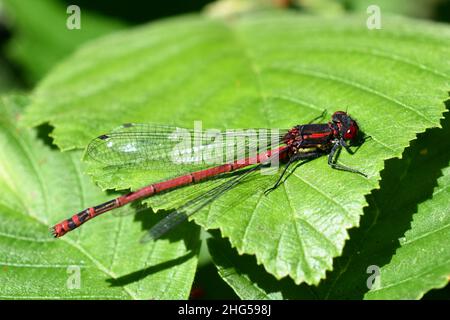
[344,121,358,140]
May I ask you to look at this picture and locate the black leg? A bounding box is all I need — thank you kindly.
[328,141,367,177]
[264,151,324,195]
[357,134,372,147]
[308,109,328,124]
[264,157,296,196]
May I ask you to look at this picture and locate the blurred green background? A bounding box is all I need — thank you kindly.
[0,0,449,91]
[0,0,448,299]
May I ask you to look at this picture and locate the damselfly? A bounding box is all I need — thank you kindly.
[52,111,367,241]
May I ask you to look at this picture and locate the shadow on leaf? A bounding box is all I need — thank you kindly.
[105,205,200,287]
[298,97,450,299]
[106,250,197,287]
[207,98,450,299]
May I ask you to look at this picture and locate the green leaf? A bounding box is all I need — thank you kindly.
[209,109,450,300]
[24,12,449,285]
[307,109,450,299]
[0,96,200,299]
[2,0,125,83]
[207,233,314,299]
[365,160,450,299]
[292,109,450,299]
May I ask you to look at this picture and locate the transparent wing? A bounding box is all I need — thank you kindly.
[87,123,287,218]
[141,151,286,242]
[111,169,244,217]
[141,165,263,242]
[86,123,286,176]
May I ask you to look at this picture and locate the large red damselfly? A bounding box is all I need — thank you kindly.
[52,111,367,242]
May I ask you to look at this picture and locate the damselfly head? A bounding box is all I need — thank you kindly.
[332,111,359,141]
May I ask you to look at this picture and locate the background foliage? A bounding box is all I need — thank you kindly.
[0,0,449,299]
